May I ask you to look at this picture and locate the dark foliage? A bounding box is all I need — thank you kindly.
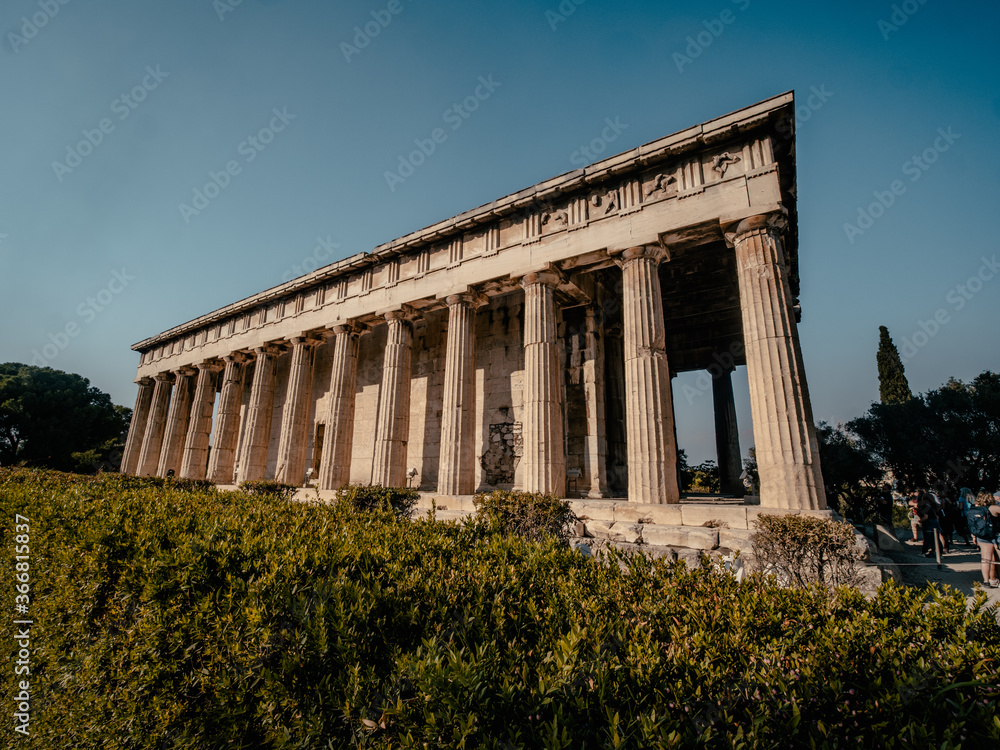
[334,483,419,519]
[876,326,913,405]
[0,363,130,472]
[472,489,578,544]
[1,468,998,747]
[850,371,1000,492]
[238,479,299,499]
[816,421,884,520]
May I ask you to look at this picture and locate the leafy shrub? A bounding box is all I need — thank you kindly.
[238,479,298,499]
[473,489,578,543]
[2,467,998,748]
[752,513,865,587]
[334,483,418,519]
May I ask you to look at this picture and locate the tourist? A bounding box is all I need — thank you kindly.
[939,491,956,550]
[968,491,1000,588]
[875,483,894,528]
[917,490,943,557]
[907,490,922,543]
[955,487,975,546]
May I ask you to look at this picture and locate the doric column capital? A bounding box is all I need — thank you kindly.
[173,366,198,378]
[444,291,488,308]
[223,352,249,364]
[723,211,788,247]
[619,245,668,265]
[288,335,323,348]
[154,371,175,383]
[383,308,416,325]
[135,376,154,387]
[332,321,368,337]
[253,343,285,358]
[519,270,561,289]
[196,359,224,373]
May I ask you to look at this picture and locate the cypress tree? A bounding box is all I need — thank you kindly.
[876,326,912,404]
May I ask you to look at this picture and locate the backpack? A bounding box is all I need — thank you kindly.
[966,506,997,541]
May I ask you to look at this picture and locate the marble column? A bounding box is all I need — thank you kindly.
[728,213,826,510]
[157,367,196,477]
[521,272,565,496]
[318,323,366,490]
[236,345,282,484]
[620,245,680,504]
[120,377,154,475]
[726,214,826,510]
[206,354,247,485]
[275,336,319,486]
[603,326,628,494]
[712,365,743,496]
[179,361,222,480]
[137,373,174,476]
[372,311,413,487]
[438,293,481,495]
[584,305,609,498]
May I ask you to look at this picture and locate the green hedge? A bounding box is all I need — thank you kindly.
[472,489,578,544]
[238,479,299,499]
[752,514,865,588]
[1,467,998,748]
[334,483,419,519]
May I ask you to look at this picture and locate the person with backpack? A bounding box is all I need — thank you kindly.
[967,491,1000,588]
[955,487,975,546]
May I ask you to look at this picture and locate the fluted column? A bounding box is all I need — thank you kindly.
[728,214,826,509]
[712,365,743,495]
[371,311,413,487]
[180,361,222,480]
[157,367,196,477]
[236,345,282,484]
[438,293,482,495]
[137,373,174,476]
[120,377,154,475]
[584,305,609,498]
[620,245,679,504]
[318,324,366,490]
[521,272,565,496]
[275,337,319,486]
[206,354,247,484]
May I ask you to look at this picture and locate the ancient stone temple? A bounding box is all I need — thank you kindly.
[121,92,826,511]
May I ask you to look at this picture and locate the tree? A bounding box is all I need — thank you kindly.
[815,421,883,520]
[876,326,912,404]
[849,370,1000,493]
[0,364,131,472]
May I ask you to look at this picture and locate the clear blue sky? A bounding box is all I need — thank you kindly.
[2,0,997,464]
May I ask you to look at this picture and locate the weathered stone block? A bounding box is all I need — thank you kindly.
[718,528,755,554]
[640,524,719,550]
[619,523,643,544]
[874,524,907,553]
[582,520,623,541]
[680,505,749,530]
[568,499,617,522]
[613,504,655,525]
[641,504,683,526]
[675,548,708,567]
